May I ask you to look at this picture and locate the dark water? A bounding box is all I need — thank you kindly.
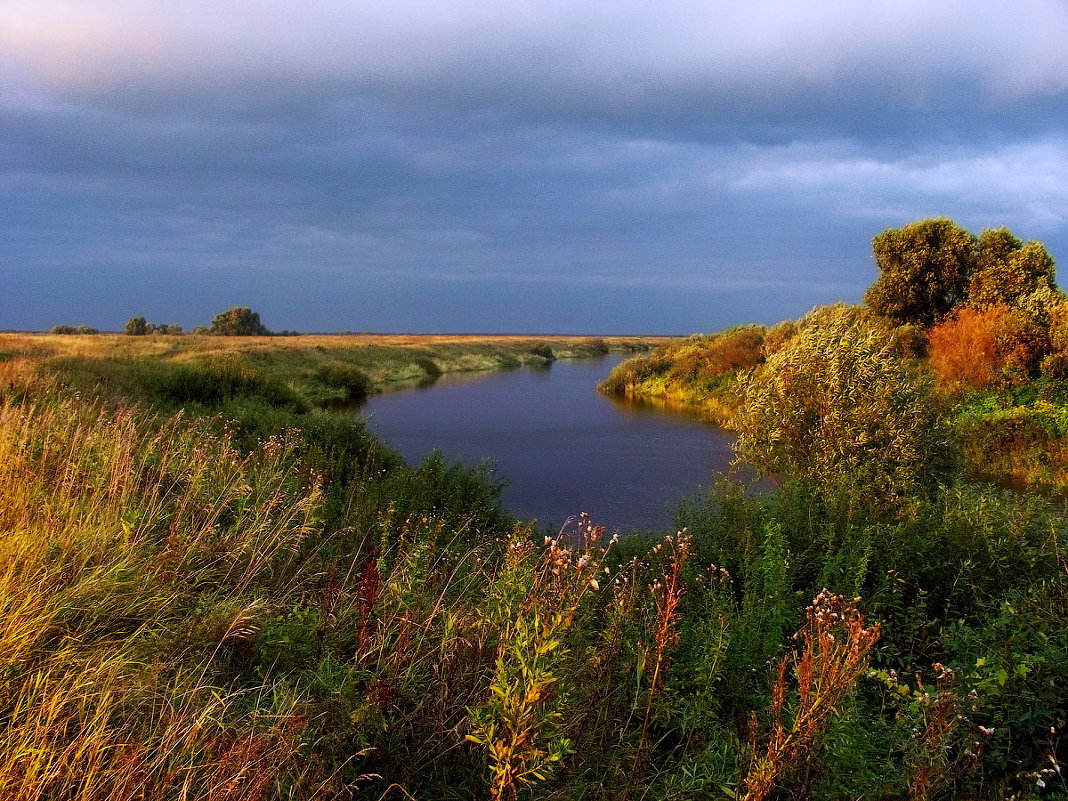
[361,356,738,532]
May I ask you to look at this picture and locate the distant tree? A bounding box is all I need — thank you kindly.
[155,323,183,335]
[864,218,978,327]
[208,307,269,336]
[49,324,98,335]
[125,316,150,336]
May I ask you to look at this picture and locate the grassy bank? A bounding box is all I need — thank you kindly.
[0,332,655,407]
[598,325,771,426]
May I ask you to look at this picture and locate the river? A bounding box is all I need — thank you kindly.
[361,355,738,532]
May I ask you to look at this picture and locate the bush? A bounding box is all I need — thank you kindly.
[583,337,610,355]
[316,362,372,400]
[1041,352,1068,380]
[929,305,1049,392]
[530,343,555,361]
[414,356,443,379]
[889,323,928,358]
[762,320,798,357]
[735,306,955,507]
[49,324,99,335]
[601,326,765,398]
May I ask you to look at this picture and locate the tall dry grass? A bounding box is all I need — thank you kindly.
[0,392,322,799]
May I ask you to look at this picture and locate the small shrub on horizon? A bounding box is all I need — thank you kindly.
[49,324,99,335]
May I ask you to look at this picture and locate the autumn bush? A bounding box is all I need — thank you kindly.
[928,304,1049,392]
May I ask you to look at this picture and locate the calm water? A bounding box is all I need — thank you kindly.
[361,356,738,532]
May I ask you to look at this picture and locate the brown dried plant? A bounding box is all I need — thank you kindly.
[625,531,692,795]
[740,590,880,801]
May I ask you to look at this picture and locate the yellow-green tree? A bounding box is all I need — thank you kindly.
[864,218,977,327]
[968,228,1059,319]
[208,306,269,336]
[124,316,150,336]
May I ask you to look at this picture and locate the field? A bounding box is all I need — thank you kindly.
[0,332,655,403]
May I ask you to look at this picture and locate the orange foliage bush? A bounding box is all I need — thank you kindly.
[928,306,1005,390]
[928,304,1048,391]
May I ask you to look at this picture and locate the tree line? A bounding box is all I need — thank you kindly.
[48,306,298,336]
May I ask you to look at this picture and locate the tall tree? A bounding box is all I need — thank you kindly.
[864,218,977,327]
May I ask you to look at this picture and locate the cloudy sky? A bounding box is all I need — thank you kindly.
[4,1,1068,333]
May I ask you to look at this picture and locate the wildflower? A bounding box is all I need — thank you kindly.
[979,726,995,737]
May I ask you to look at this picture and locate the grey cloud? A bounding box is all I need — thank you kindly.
[5,2,1068,117]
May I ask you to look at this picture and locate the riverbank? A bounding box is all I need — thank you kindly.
[598,325,767,427]
[0,332,660,408]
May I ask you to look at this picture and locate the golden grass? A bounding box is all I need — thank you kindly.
[0,332,661,360]
[0,391,322,799]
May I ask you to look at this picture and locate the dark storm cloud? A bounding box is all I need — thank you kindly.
[3,2,1068,332]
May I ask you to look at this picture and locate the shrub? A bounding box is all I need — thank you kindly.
[1041,352,1068,380]
[762,320,799,357]
[414,356,443,379]
[735,306,955,507]
[890,323,928,358]
[928,305,1049,392]
[315,362,372,400]
[530,343,555,361]
[928,306,1006,391]
[49,324,99,335]
[1048,299,1068,350]
[583,337,610,355]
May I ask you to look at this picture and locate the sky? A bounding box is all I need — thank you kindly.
[4,1,1068,334]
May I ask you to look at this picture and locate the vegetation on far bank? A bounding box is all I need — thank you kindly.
[603,218,1068,493]
[0,331,652,409]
